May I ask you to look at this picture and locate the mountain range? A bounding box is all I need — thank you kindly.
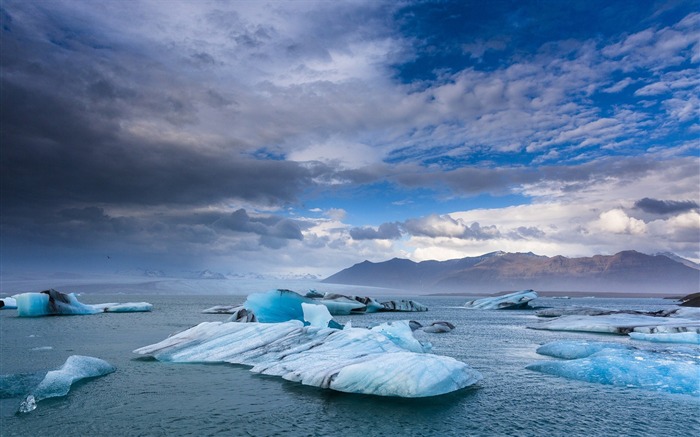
[322,251,700,294]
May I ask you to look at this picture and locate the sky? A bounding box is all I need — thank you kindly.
[1,0,699,277]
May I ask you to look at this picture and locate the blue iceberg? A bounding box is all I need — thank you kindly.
[134,319,482,398]
[464,290,538,309]
[243,289,341,328]
[14,289,152,317]
[527,341,699,396]
[16,290,100,316]
[0,355,116,413]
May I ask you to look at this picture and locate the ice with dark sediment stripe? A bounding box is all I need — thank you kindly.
[134,310,481,398]
[464,290,538,309]
[14,289,152,317]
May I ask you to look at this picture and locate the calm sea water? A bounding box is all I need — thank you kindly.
[1,288,698,437]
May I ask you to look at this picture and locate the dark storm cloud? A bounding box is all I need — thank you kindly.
[0,68,335,210]
[216,209,304,241]
[634,198,700,215]
[349,222,402,240]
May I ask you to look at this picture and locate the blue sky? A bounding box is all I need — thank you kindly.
[1,0,698,276]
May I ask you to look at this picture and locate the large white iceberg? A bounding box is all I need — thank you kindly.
[133,319,482,398]
[527,341,699,396]
[14,289,152,317]
[2,355,116,413]
[464,290,538,309]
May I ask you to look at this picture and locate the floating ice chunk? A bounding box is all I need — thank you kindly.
[225,306,258,323]
[529,314,700,335]
[15,289,152,316]
[16,290,99,317]
[370,320,429,353]
[91,302,153,312]
[380,299,428,312]
[629,332,700,345]
[305,289,325,299]
[301,303,333,328]
[243,289,340,328]
[351,296,384,313]
[527,342,700,396]
[202,305,241,314]
[464,290,538,310]
[535,341,632,360]
[15,355,115,413]
[421,321,456,334]
[1,296,18,309]
[318,293,367,315]
[134,321,481,398]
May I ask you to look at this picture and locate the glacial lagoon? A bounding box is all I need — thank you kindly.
[1,291,698,436]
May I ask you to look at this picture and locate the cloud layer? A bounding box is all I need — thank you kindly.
[1,1,698,274]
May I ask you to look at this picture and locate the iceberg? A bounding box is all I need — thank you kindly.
[350,296,385,313]
[225,306,258,323]
[202,305,242,314]
[529,314,700,335]
[243,289,341,328]
[90,302,153,312]
[134,320,482,398]
[535,340,632,360]
[317,293,367,315]
[2,355,116,413]
[1,296,18,309]
[16,290,100,317]
[421,321,455,334]
[14,289,153,317]
[629,332,700,345]
[464,290,538,309]
[409,321,455,333]
[380,299,428,312]
[527,341,700,396]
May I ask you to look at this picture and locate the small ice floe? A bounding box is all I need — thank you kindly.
[15,289,152,317]
[90,302,153,312]
[0,355,116,413]
[629,332,700,345]
[380,299,428,312]
[202,305,242,314]
[410,321,456,333]
[1,296,18,309]
[464,290,538,310]
[527,340,699,396]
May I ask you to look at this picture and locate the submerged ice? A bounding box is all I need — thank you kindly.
[527,341,700,396]
[134,318,482,398]
[464,290,538,310]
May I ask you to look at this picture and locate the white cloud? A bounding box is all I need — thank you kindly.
[594,209,647,235]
